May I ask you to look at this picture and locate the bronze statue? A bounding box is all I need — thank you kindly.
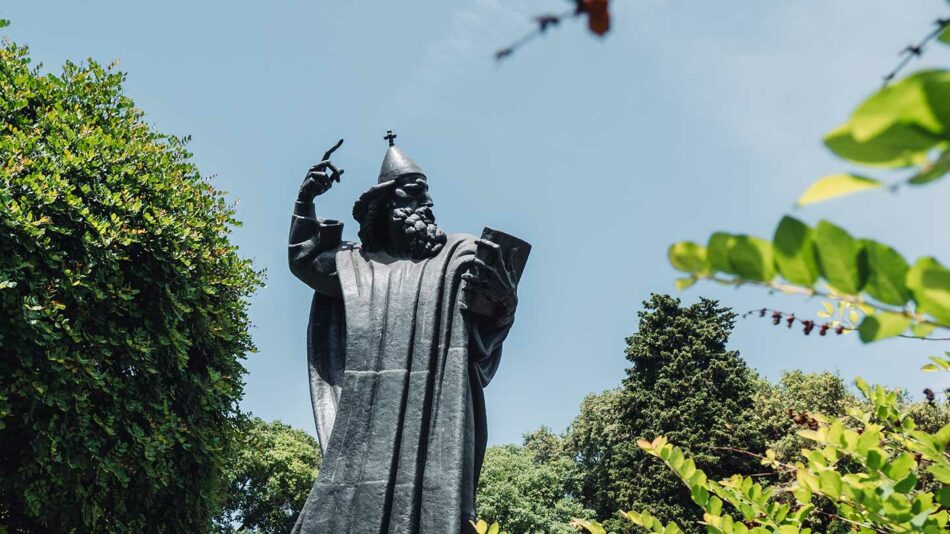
[288,132,529,533]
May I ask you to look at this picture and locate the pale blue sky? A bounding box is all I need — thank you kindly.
[6,1,949,445]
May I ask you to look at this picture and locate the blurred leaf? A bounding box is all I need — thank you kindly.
[861,240,910,306]
[911,322,935,338]
[908,149,950,185]
[906,257,950,324]
[674,277,697,291]
[773,216,818,285]
[571,518,607,534]
[729,235,775,282]
[921,354,950,372]
[824,120,939,168]
[797,174,883,206]
[707,232,735,274]
[849,70,950,142]
[0,19,9,28]
[813,220,867,294]
[940,24,950,45]
[668,242,709,275]
[858,312,911,342]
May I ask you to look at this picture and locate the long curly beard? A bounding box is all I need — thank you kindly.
[390,205,447,259]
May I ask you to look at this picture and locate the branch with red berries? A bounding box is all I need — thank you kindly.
[742,307,950,341]
[742,308,850,337]
[494,0,610,61]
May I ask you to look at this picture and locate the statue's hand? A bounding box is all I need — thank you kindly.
[298,160,344,202]
[462,239,520,320]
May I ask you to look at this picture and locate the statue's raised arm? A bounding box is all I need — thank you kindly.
[288,139,346,297]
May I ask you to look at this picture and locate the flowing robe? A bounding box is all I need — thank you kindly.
[287,201,512,534]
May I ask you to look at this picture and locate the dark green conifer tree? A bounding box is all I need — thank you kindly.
[566,294,763,531]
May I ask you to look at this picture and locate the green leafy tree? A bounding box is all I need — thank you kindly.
[751,371,856,466]
[477,430,593,533]
[563,388,628,523]
[215,418,321,533]
[0,35,261,531]
[565,295,764,531]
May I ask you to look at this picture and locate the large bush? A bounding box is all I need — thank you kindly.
[477,428,593,533]
[0,36,261,531]
[215,417,321,533]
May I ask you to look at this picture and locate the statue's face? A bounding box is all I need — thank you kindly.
[387,175,446,258]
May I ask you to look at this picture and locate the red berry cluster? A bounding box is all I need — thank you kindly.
[788,409,820,431]
[748,308,847,337]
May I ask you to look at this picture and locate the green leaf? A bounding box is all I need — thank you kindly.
[858,312,911,342]
[933,422,950,450]
[861,240,910,306]
[675,277,697,291]
[884,453,915,481]
[0,19,9,28]
[813,220,867,294]
[939,24,950,45]
[818,471,842,498]
[908,149,950,185]
[707,232,735,274]
[921,354,950,373]
[911,322,935,338]
[849,70,950,142]
[823,121,939,169]
[728,236,775,282]
[906,257,950,324]
[773,216,818,285]
[668,242,709,275]
[571,519,606,534]
[796,174,883,206]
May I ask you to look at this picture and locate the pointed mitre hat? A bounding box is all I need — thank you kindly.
[377,130,425,184]
[353,130,425,223]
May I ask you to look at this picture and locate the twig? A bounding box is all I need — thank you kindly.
[494,8,578,61]
[882,17,950,86]
[739,306,950,341]
[710,446,796,473]
[696,273,947,336]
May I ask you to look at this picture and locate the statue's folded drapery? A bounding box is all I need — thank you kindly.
[288,203,509,534]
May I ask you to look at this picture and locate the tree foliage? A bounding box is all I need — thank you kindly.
[562,388,627,522]
[564,295,763,531]
[0,36,261,531]
[477,429,593,533]
[214,417,321,533]
[750,371,856,467]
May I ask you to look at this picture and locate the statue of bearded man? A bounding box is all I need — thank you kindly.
[288,133,525,534]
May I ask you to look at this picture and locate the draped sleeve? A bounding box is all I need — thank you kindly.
[288,201,345,297]
[468,313,513,387]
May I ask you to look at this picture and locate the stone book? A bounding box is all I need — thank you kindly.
[463,227,531,317]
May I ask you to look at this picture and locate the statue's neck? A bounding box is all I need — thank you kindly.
[384,225,412,258]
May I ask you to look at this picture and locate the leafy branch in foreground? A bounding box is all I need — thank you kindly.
[576,377,950,534]
[668,215,950,343]
[797,68,950,207]
[470,519,508,534]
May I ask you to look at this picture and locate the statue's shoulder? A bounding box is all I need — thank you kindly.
[446,232,478,246]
